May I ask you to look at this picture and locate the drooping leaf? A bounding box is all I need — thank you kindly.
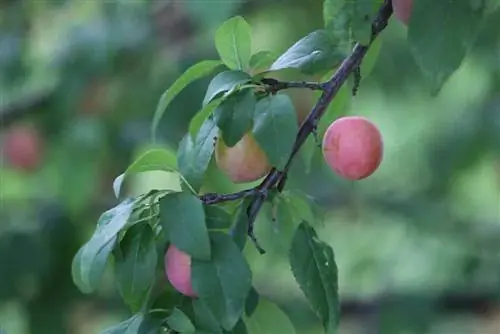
[151,60,223,140]
[252,94,298,170]
[205,206,233,230]
[113,148,179,198]
[191,232,252,331]
[408,0,486,93]
[244,298,296,334]
[159,192,211,260]
[72,199,136,293]
[178,116,218,192]
[249,51,278,74]
[269,30,347,75]
[203,71,252,106]
[166,308,196,333]
[214,89,256,147]
[289,222,339,334]
[215,16,252,71]
[115,223,158,312]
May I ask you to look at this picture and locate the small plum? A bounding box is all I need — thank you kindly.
[215,133,271,183]
[322,116,383,180]
[164,245,197,298]
[2,124,43,172]
[392,0,413,26]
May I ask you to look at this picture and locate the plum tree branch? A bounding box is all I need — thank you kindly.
[200,0,394,253]
[259,78,326,94]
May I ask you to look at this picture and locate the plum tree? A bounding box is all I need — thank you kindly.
[1,124,43,172]
[215,132,271,183]
[392,0,413,25]
[164,245,197,298]
[322,116,383,180]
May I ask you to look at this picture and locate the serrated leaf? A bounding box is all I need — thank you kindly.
[203,71,252,106]
[151,60,223,140]
[115,223,158,312]
[269,30,346,75]
[252,94,298,170]
[249,51,278,74]
[215,89,256,147]
[166,308,196,333]
[244,298,296,334]
[72,199,136,293]
[178,117,218,192]
[159,192,211,260]
[289,222,339,334]
[408,0,486,93]
[191,232,252,331]
[205,206,233,230]
[215,16,252,71]
[113,148,179,198]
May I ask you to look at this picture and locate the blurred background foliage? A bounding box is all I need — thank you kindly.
[0,0,499,333]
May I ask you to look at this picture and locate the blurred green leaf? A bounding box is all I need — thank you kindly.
[317,83,351,136]
[360,34,382,78]
[230,319,248,334]
[159,192,211,260]
[151,60,223,141]
[72,198,136,293]
[101,313,145,334]
[189,98,222,138]
[300,135,318,174]
[215,89,256,147]
[193,299,223,334]
[408,0,486,93]
[203,71,252,106]
[215,16,252,71]
[269,30,346,75]
[249,51,277,74]
[205,206,233,230]
[191,232,252,331]
[230,199,250,251]
[113,148,179,198]
[252,94,298,170]
[244,287,259,317]
[178,117,218,192]
[289,222,339,334]
[166,308,196,333]
[115,223,157,312]
[244,298,296,334]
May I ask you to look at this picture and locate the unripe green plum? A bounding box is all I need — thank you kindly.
[2,124,43,172]
[322,116,383,180]
[215,133,271,183]
[164,245,197,298]
[392,0,413,25]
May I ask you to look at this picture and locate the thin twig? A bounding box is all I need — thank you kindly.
[260,78,326,94]
[199,0,394,253]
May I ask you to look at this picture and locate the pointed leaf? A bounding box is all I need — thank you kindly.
[203,71,252,106]
[215,89,256,147]
[166,308,196,333]
[159,192,211,260]
[152,60,223,140]
[289,222,339,334]
[244,287,259,317]
[193,299,223,334]
[115,223,158,312]
[191,232,252,331]
[215,16,252,71]
[252,94,298,170]
[244,298,296,334]
[249,51,278,74]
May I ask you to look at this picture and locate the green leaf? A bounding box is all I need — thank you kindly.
[282,191,317,226]
[159,192,211,260]
[215,16,252,71]
[215,89,256,147]
[360,34,382,79]
[289,222,339,334]
[269,30,346,75]
[166,308,196,333]
[273,197,299,251]
[249,51,278,74]
[189,98,222,138]
[203,71,252,106]
[191,232,252,331]
[408,0,486,93]
[193,299,223,334]
[252,94,298,170]
[205,206,233,230]
[113,148,179,198]
[244,287,259,317]
[299,135,318,175]
[72,199,136,293]
[151,60,223,140]
[244,298,296,334]
[317,83,351,136]
[178,117,218,192]
[101,313,145,334]
[230,199,250,251]
[115,223,158,312]
[229,319,248,334]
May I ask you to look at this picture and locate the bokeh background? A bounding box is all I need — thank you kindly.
[1,1,500,333]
